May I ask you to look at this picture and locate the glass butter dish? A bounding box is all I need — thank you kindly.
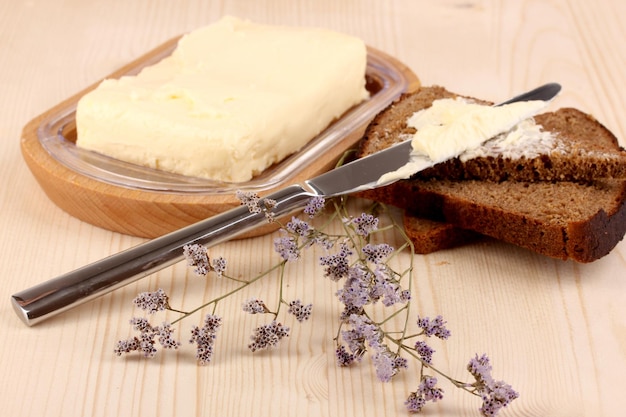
[21,37,419,238]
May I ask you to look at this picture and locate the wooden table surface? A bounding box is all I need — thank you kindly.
[1,1,625,416]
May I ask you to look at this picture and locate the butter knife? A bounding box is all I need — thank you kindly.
[11,82,561,326]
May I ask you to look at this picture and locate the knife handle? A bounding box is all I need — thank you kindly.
[11,185,315,326]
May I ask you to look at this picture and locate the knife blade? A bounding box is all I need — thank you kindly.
[11,82,561,326]
[308,82,562,196]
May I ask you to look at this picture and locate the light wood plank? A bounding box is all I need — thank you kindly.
[1,1,625,416]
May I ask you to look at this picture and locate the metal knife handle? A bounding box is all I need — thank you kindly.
[11,185,315,326]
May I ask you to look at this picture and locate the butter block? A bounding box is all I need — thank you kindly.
[76,16,369,182]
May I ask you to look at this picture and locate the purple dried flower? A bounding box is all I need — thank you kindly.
[201,313,223,333]
[319,244,353,281]
[362,243,394,264]
[138,331,158,358]
[372,350,396,382]
[115,318,180,358]
[285,217,311,237]
[468,354,519,416]
[478,380,519,417]
[335,345,355,367]
[370,265,410,307]
[336,266,372,308]
[114,337,140,356]
[190,314,222,365]
[417,315,451,339]
[393,355,409,371]
[381,281,403,307]
[405,376,444,413]
[287,299,313,322]
[154,323,181,350]
[190,328,216,365]
[130,317,153,333]
[372,349,407,382]
[236,190,262,214]
[133,288,169,314]
[341,328,366,358]
[242,298,269,314]
[352,314,383,349]
[115,318,156,357]
[468,353,493,385]
[248,321,290,352]
[183,244,227,277]
[350,213,379,236]
[211,257,227,277]
[274,235,300,261]
[405,391,426,413]
[339,305,364,323]
[420,376,444,401]
[183,243,211,276]
[414,340,435,364]
[236,191,276,221]
[342,313,383,353]
[303,196,325,217]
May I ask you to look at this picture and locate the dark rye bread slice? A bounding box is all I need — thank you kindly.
[419,109,626,182]
[356,86,626,262]
[357,86,626,182]
[402,212,482,254]
[370,179,626,262]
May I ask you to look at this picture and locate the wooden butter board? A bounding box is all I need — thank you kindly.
[21,36,419,239]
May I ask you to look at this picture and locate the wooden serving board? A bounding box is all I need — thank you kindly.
[20,37,419,239]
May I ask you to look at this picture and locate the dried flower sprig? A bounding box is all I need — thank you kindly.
[189,314,222,364]
[114,192,517,416]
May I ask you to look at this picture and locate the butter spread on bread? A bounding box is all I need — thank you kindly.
[379,98,550,184]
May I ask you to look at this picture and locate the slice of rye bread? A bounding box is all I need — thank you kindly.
[401,212,483,254]
[357,86,626,182]
[356,86,626,262]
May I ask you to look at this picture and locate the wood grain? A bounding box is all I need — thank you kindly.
[1,1,626,417]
